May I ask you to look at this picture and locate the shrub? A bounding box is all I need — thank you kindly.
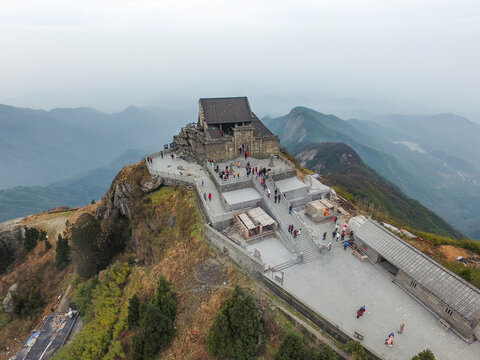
[412,349,435,360]
[345,340,367,360]
[55,234,70,270]
[152,275,177,322]
[23,226,39,251]
[13,287,44,318]
[312,345,339,360]
[128,294,141,329]
[459,267,473,282]
[275,331,305,360]
[207,285,265,359]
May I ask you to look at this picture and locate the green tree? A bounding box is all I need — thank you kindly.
[130,334,144,360]
[345,341,367,360]
[207,285,265,359]
[71,213,101,278]
[152,275,177,322]
[55,234,70,270]
[275,331,305,360]
[13,287,44,318]
[412,349,435,360]
[23,226,39,251]
[128,294,141,329]
[45,239,52,251]
[142,304,174,360]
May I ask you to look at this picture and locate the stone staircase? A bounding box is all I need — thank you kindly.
[259,177,321,263]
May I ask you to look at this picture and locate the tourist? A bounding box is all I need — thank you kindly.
[356,306,366,319]
[289,205,293,214]
[201,179,204,186]
[333,216,337,224]
[239,147,242,155]
[237,173,240,179]
[332,230,336,239]
[344,241,349,250]
[398,324,405,334]
[293,229,298,238]
[208,193,212,201]
[323,232,327,241]
[203,193,206,201]
[274,188,278,196]
[237,161,241,168]
[267,188,271,198]
[385,332,394,347]
[341,231,345,241]
[336,232,340,242]
[160,151,163,159]
[327,242,332,251]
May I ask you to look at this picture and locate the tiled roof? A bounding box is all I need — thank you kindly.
[356,219,480,321]
[252,114,274,136]
[200,97,252,125]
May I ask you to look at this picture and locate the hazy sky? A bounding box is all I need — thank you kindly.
[1,0,479,117]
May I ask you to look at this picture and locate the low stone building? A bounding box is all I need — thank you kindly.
[349,216,480,342]
[174,97,280,162]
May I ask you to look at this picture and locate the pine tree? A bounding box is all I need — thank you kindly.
[23,226,39,251]
[55,234,71,270]
[207,285,265,359]
[128,294,141,329]
[412,349,435,360]
[275,331,305,360]
[152,275,177,322]
[142,304,174,360]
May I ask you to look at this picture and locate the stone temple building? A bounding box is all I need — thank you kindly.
[174,97,280,162]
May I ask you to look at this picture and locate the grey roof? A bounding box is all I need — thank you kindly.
[356,219,480,321]
[200,97,253,125]
[252,114,274,136]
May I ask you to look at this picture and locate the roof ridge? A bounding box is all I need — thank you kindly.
[366,219,480,295]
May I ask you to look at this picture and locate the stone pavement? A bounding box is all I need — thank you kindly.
[282,245,480,360]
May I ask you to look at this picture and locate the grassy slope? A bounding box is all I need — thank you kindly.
[295,142,463,238]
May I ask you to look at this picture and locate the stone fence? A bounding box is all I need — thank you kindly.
[204,224,265,277]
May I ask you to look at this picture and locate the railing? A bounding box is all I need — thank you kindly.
[253,178,301,256]
[146,157,243,225]
[270,177,318,242]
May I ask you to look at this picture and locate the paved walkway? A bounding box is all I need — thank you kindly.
[282,245,480,360]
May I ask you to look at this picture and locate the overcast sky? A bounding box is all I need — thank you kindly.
[1,0,479,117]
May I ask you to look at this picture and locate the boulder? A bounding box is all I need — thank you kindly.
[3,283,18,313]
[140,176,163,193]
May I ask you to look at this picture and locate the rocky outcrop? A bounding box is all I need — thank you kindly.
[140,176,163,193]
[102,183,133,220]
[2,283,18,313]
[0,219,23,273]
[173,124,206,162]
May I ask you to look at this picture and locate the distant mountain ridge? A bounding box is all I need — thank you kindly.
[264,107,480,239]
[0,103,188,189]
[295,142,462,238]
[0,149,145,222]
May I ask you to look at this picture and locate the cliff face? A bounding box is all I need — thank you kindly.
[0,218,23,273]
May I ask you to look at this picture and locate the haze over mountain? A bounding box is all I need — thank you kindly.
[264,107,480,240]
[0,104,188,189]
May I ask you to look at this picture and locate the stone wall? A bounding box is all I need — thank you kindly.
[355,238,380,263]
[204,224,264,277]
[395,269,478,341]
